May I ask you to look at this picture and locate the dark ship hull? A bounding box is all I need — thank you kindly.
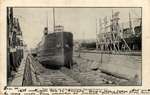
[37,32,73,68]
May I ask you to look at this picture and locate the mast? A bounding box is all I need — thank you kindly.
[53,8,55,32]
[129,12,133,34]
[112,9,113,31]
[47,12,49,32]
[96,18,98,50]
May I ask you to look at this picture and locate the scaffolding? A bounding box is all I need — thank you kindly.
[96,10,142,53]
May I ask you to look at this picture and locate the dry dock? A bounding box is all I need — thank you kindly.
[9,50,141,86]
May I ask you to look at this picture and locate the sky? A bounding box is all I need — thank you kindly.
[13,7,141,48]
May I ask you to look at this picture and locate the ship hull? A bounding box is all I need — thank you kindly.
[37,32,73,68]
